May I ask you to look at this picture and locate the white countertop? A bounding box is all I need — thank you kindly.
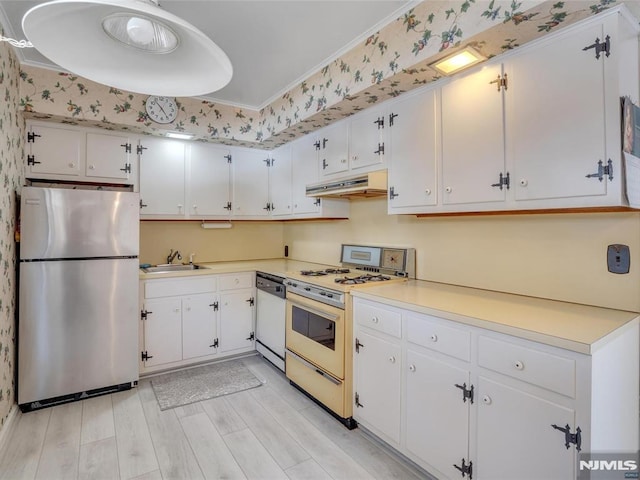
[350,280,639,354]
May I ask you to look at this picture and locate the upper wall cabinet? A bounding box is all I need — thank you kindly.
[232,148,271,218]
[349,105,387,172]
[25,121,136,187]
[268,144,293,218]
[318,119,350,177]
[188,143,232,217]
[387,87,439,214]
[390,7,639,215]
[139,136,186,218]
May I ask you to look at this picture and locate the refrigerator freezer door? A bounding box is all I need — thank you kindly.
[18,258,139,405]
[20,187,139,260]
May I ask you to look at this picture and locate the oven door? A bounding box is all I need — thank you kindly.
[285,291,345,379]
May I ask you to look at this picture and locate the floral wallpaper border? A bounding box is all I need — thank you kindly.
[16,0,632,150]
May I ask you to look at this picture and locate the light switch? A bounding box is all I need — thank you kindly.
[607,244,630,274]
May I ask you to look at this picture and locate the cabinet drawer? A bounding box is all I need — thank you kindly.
[145,276,217,298]
[478,336,576,398]
[406,314,471,362]
[219,272,253,291]
[355,301,401,338]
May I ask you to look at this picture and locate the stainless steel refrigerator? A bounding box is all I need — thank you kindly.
[18,186,140,410]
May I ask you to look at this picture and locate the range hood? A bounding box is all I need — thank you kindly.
[306,170,387,198]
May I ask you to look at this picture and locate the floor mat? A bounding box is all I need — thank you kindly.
[150,359,263,410]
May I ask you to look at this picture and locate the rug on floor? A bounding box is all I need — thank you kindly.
[151,359,263,410]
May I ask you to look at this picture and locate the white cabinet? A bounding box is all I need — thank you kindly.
[26,121,135,186]
[268,145,293,217]
[141,273,254,373]
[318,120,350,177]
[182,293,219,360]
[141,297,183,367]
[387,88,439,213]
[290,136,321,215]
[352,296,638,480]
[441,63,506,207]
[232,148,270,217]
[353,331,402,444]
[475,377,575,480]
[188,143,232,217]
[139,136,186,217]
[349,106,386,172]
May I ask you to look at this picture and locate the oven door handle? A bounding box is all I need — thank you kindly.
[287,300,341,322]
[287,350,342,386]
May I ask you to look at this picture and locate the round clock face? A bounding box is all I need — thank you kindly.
[145,95,178,124]
[382,249,405,270]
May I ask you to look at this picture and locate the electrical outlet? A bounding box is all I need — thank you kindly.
[607,244,630,274]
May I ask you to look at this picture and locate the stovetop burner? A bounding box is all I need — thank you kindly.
[301,268,351,276]
[334,274,391,285]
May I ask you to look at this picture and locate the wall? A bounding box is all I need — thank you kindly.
[283,198,640,312]
[0,36,25,431]
[139,221,284,266]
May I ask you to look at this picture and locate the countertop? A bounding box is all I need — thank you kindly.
[350,280,639,354]
[138,258,335,280]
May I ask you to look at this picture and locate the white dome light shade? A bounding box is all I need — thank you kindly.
[22,0,233,97]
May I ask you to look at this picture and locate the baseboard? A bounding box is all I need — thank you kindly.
[0,404,20,454]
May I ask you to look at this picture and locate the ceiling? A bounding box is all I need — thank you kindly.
[0,0,412,109]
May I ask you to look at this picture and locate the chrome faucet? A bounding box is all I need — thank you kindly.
[167,249,182,264]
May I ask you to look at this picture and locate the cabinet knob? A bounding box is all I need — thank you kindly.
[388,356,396,364]
[186,307,191,312]
[174,308,180,313]
[371,316,379,324]
[425,189,431,196]
[514,361,524,370]
[341,158,347,163]
[69,162,76,168]
[352,155,359,161]
[519,179,528,187]
[193,205,198,212]
[430,334,438,343]
[409,364,416,372]
[482,395,492,405]
[445,186,452,193]
[88,164,95,170]
[177,204,183,213]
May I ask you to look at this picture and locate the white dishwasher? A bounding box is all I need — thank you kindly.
[255,272,286,372]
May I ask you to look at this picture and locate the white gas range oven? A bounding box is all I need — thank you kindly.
[284,244,415,429]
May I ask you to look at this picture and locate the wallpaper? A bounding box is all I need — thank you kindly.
[18,0,626,149]
[0,26,24,431]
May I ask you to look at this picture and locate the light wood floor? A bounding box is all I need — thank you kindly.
[0,355,429,480]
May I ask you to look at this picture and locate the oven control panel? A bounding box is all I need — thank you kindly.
[341,245,415,278]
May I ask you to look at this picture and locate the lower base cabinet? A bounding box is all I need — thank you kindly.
[353,297,639,480]
[140,273,255,373]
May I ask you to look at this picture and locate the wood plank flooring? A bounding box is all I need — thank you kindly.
[0,355,429,480]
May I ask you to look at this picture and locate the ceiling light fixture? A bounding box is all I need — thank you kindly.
[22,0,233,97]
[430,46,485,76]
[165,132,195,140]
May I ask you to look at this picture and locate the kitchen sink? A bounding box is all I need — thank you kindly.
[141,264,203,274]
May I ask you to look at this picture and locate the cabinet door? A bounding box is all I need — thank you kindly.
[269,145,293,217]
[319,122,349,176]
[406,349,470,479]
[182,293,218,360]
[475,377,575,480]
[219,289,254,353]
[85,132,131,181]
[143,298,182,367]
[353,331,401,443]
[291,137,320,215]
[441,64,506,206]
[508,22,608,202]
[349,107,385,171]
[139,137,186,216]
[388,88,438,210]
[27,124,83,177]
[189,143,231,216]
[232,149,270,217]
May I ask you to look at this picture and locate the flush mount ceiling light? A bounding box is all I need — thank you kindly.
[430,46,486,76]
[22,0,233,97]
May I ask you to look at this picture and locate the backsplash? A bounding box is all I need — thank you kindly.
[18,0,629,148]
[0,30,25,431]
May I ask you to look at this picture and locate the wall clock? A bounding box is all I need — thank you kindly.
[145,95,178,124]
